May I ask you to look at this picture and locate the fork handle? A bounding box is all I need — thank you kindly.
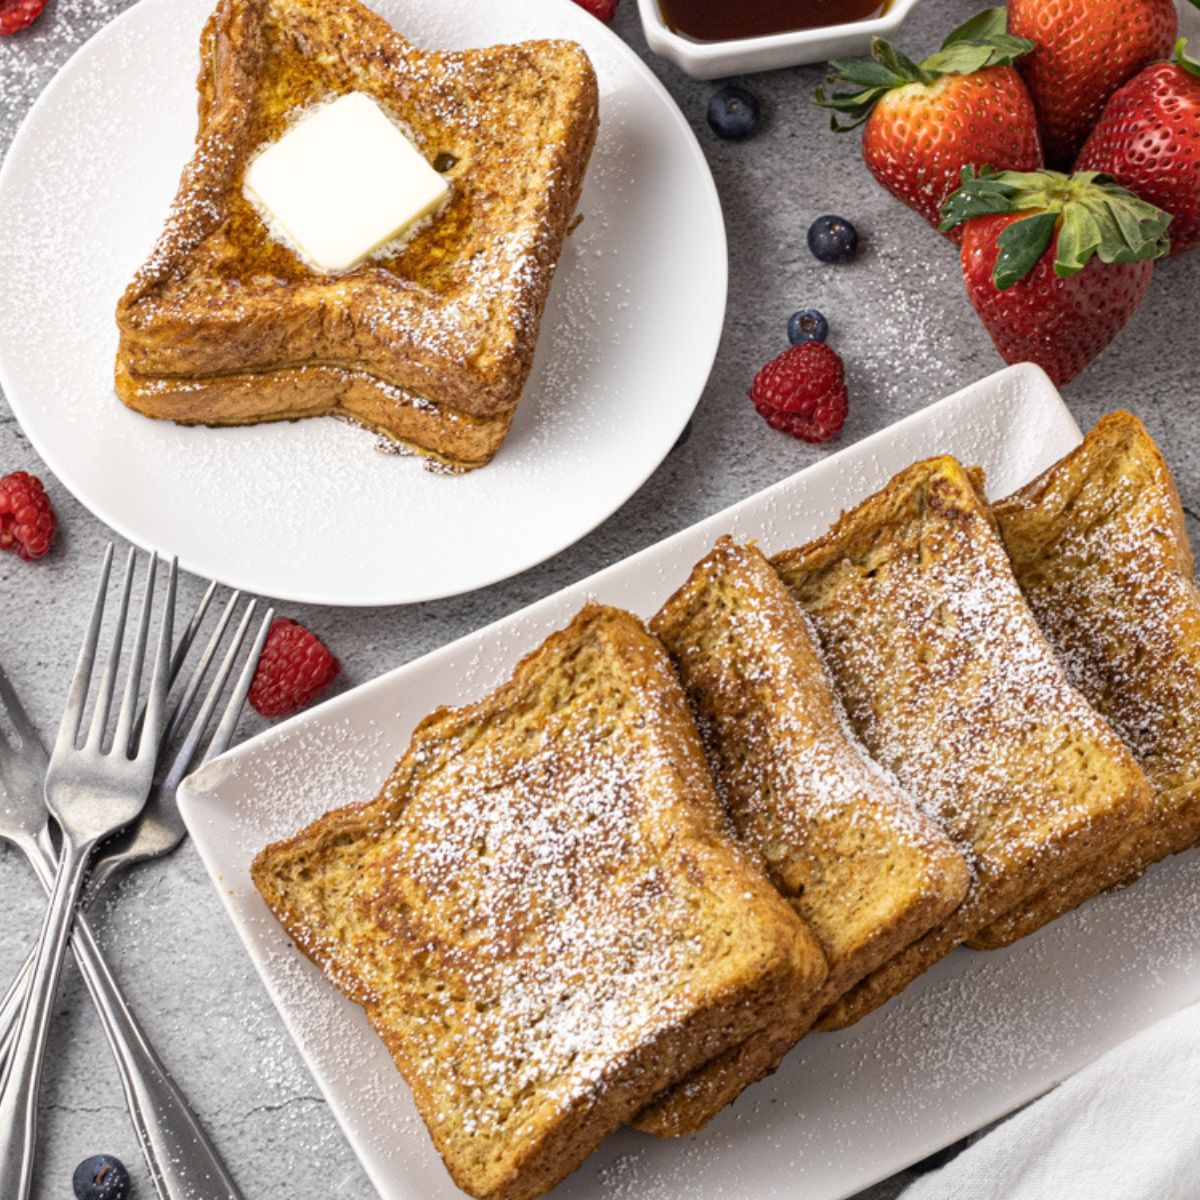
[0,836,92,1197]
[64,914,245,1200]
[0,848,243,1200]
[0,869,99,1063]
[0,953,29,1067]
[0,865,128,1057]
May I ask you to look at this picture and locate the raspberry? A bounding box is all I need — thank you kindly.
[0,471,57,560]
[0,0,47,35]
[571,0,618,21]
[748,342,848,444]
[249,617,341,718]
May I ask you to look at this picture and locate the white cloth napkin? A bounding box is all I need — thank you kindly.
[901,1001,1200,1200]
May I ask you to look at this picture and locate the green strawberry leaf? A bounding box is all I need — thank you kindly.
[1101,190,1150,256]
[939,166,1022,230]
[826,57,900,88]
[923,33,1034,74]
[814,9,1032,126]
[925,7,1033,71]
[813,84,893,129]
[873,38,934,85]
[942,167,1173,284]
[1066,173,1173,267]
[921,43,997,76]
[941,7,1009,46]
[1175,39,1200,79]
[994,211,1059,289]
[1054,206,1102,276]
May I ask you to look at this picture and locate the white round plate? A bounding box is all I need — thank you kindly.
[0,0,725,605]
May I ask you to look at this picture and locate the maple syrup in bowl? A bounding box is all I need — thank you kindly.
[658,0,889,42]
[636,0,919,76]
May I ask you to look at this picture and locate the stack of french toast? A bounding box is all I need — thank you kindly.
[252,409,1200,1200]
[114,0,599,472]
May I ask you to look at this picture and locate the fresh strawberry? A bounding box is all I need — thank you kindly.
[570,0,617,21]
[1010,0,1177,167]
[249,617,340,718]
[749,342,848,444]
[1076,39,1200,256]
[0,0,46,35]
[940,168,1171,385]
[816,9,1043,237]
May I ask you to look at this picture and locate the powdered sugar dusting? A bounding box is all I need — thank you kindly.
[653,540,969,992]
[0,0,722,604]
[975,419,1200,938]
[251,609,800,1191]
[998,432,1200,795]
[774,460,1150,1019]
[176,379,1200,1200]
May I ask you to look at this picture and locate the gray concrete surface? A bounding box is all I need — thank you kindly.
[2,0,1198,1196]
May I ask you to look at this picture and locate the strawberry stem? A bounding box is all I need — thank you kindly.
[941,167,1172,288]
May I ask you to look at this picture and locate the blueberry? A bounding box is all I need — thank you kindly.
[672,418,694,451]
[787,309,829,345]
[807,214,859,264]
[707,85,760,141]
[73,1154,131,1200]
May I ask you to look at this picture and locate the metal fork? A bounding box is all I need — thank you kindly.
[0,579,221,1062]
[0,546,177,1196]
[0,590,270,1058]
[0,583,269,1199]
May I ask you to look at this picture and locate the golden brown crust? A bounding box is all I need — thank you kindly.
[252,605,826,1200]
[632,539,968,1135]
[969,412,1200,948]
[115,0,599,465]
[115,357,514,471]
[770,456,1152,1030]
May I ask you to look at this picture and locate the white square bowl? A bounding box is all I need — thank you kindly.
[635,0,923,78]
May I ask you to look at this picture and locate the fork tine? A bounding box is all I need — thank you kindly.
[171,579,218,682]
[163,590,242,747]
[135,558,177,761]
[85,547,136,751]
[203,606,273,766]
[0,661,40,751]
[56,544,114,753]
[161,600,259,787]
[130,577,219,747]
[111,553,158,757]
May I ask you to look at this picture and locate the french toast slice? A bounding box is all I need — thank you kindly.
[115,0,599,471]
[969,412,1200,949]
[770,457,1152,1030]
[632,539,969,1136]
[252,606,827,1200]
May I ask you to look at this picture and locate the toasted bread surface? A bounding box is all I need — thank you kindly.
[632,539,969,1135]
[770,457,1152,1030]
[969,413,1200,948]
[252,605,826,1200]
[116,0,599,468]
[114,357,514,471]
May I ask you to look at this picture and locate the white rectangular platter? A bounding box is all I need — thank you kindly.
[179,362,1200,1200]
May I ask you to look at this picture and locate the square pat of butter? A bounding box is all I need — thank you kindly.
[244,92,449,274]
